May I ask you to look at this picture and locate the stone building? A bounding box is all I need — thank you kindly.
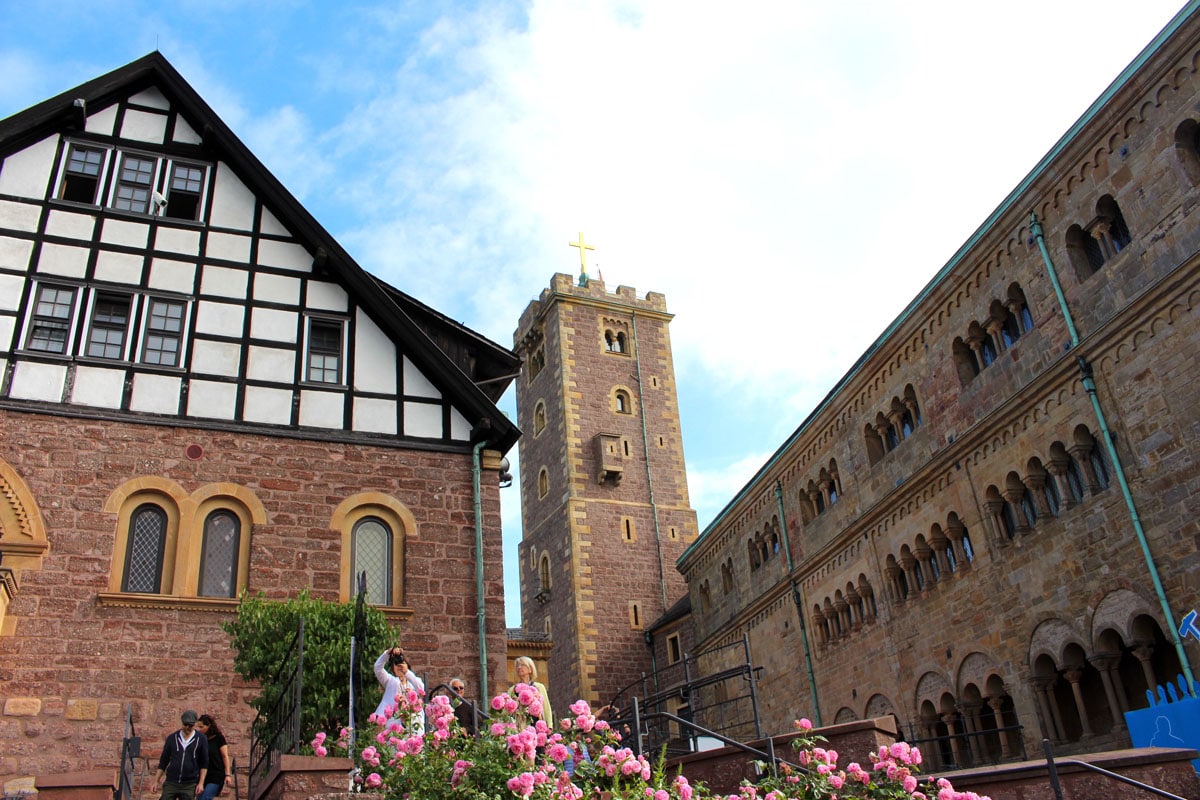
[512,270,700,713]
[0,54,518,789]
[674,2,1200,764]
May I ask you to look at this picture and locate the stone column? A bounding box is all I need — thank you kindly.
[942,712,966,767]
[1030,676,1066,742]
[986,694,1013,758]
[1089,653,1126,732]
[1133,644,1159,694]
[1063,668,1093,737]
[959,701,984,764]
[1046,459,1078,509]
[1068,443,1101,494]
[1023,471,1053,517]
[1001,487,1033,535]
[983,499,1010,546]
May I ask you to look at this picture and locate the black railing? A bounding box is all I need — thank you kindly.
[904,722,1027,770]
[1042,738,1189,800]
[118,705,142,800]
[247,620,304,800]
[605,633,763,753]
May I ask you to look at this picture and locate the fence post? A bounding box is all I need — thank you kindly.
[1042,738,1064,800]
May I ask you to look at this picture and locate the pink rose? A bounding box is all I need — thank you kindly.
[364,773,382,789]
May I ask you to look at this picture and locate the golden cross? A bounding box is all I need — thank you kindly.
[569,231,595,273]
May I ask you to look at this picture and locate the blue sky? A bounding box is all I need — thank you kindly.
[0,0,1189,626]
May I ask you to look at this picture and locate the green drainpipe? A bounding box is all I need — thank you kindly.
[775,481,821,725]
[1031,213,1196,693]
[473,439,491,702]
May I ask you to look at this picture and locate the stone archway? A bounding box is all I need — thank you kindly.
[0,458,48,636]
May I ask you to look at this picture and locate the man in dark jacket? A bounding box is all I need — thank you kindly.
[151,710,209,800]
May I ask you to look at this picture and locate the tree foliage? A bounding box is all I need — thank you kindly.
[222,591,394,740]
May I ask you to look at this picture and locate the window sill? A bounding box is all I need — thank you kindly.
[97,592,241,612]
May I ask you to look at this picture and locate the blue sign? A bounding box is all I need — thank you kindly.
[1125,674,1200,776]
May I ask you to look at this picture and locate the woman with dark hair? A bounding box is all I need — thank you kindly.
[195,715,231,800]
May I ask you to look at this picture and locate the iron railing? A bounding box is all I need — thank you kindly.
[605,633,763,754]
[1042,738,1189,800]
[118,705,144,800]
[247,620,304,800]
[904,722,1027,770]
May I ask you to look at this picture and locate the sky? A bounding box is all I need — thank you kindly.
[0,0,1191,626]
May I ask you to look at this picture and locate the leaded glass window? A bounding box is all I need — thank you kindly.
[199,510,240,598]
[123,504,166,593]
[352,517,392,605]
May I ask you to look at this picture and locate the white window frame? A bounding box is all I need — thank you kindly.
[83,290,135,361]
[55,140,211,222]
[138,295,191,368]
[303,315,347,386]
[57,142,112,206]
[21,282,82,356]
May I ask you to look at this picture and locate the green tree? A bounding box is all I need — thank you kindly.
[222,590,394,742]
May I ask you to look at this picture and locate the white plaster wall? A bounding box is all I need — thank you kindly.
[306,281,348,312]
[190,340,241,377]
[154,226,201,256]
[8,362,67,402]
[353,397,398,434]
[299,389,344,429]
[0,317,15,350]
[404,401,443,438]
[209,163,255,232]
[260,207,289,236]
[129,87,170,110]
[246,345,296,383]
[257,239,311,272]
[0,136,57,200]
[0,237,33,271]
[36,243,89,278]
[206,232,252,263]
[242,385,293,424]
[100,219,149,249]
[0,275,22,310]
[130,373,182,414]
[253,273,301,305]
[187,380,237,420]
[250,307,298,342]
[70,366,126,409]
[403,356,440,399]
[93,251,144,285]
[0,200,42,233]
[45,209,96,241]
[173,116,202,145]
[195,301,245,336]
[450,407,471,441]
[84,105,118,137]
[120,109,168,144]
[148,258,196,294]
[353,309,397,394]
[201,266,248,299]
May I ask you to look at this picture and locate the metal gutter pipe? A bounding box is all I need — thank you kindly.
[775,481,821,726]
[632,311,669,613]
[1031,213,1196,693]
[472,439,491,701]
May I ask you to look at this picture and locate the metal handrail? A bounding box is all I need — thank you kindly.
[247,620,304,800]
[1042,738,1189,800]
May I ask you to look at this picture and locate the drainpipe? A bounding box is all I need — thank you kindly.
[632,312,669,613]
[472,439,491,701]
[775,481,821,725]
[1031,213,1196,693]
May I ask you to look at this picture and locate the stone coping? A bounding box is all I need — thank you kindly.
[932,745,1200,782]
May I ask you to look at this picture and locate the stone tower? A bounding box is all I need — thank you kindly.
[514,268,698,712]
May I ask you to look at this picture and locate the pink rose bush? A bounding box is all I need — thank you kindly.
[313,697,988,800]
[726,720,990,800]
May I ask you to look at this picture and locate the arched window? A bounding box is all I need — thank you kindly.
[900,409,915,438]
[538,468,549,499]
[538,553,551,594]
[533,401,546,435]
[1090,447,1111,491]
[979,336,997,367]
[123,503,168,593]
[198,509,240,598]
[864,424,885,465]
[885,424,900,450]
[352,516,393,606]
[1174,118,1200,185]
[1066,457,1086,503]
[614,389,632,414]
[1097,195,1132,253]
[953,337,980,383]
[616,331,628,352]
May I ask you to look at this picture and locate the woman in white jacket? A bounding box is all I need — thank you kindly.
[373,647,426,734]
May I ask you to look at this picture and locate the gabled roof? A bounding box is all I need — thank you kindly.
[0,52,520,452]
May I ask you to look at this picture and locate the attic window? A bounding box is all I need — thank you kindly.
[306,317,344,384]
[165,163,205,220]
[60,144,106,204]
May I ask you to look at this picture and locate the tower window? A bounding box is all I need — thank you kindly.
[622,517,636,542]
[538,468,549,499]
[629,601,642,629]
[614,389,632,414]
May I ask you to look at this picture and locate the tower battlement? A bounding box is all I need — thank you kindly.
[515,273,669,347]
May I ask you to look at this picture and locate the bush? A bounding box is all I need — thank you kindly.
[222,591,394,740]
